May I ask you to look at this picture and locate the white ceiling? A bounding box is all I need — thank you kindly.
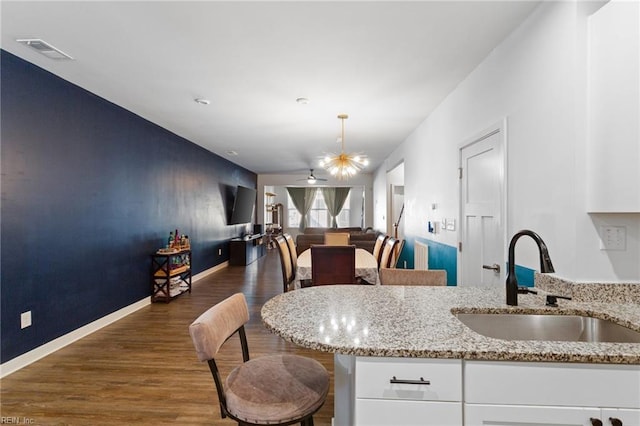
[1,1,539,176]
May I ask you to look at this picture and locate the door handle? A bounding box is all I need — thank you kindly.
[482,263,501,273]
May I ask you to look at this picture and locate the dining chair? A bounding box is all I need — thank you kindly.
[283,233,298,271]
[189,293,330,426]
[311,245,357,285]
[323,232,350,246]
[372,234,388,266]
[379,268,447,286]
[275,235,295,292]
[390,239,405,268]
[379,237,399,269]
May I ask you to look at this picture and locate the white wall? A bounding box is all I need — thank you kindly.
[372,163,388,232]
[374,1,640,282]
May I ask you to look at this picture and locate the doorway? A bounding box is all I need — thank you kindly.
[459,121,507,287]
[387,162,405,268]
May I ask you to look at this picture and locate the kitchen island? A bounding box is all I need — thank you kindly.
[261,285,640,425]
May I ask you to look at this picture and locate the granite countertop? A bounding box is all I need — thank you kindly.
[261,284,640,364]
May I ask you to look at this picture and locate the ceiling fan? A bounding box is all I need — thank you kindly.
[297,169,327,184]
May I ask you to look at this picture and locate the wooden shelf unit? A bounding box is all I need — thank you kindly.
[150,249,191,302]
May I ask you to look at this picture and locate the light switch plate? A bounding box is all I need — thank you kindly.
[446,218,456,231]
[599,226,626,250]
[21,311,32,329]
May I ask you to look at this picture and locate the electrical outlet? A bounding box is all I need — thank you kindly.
[599,226,626,250]
[21,311,32,329]
[218,248,222,256]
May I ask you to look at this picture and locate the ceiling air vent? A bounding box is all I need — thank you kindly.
[16,39,73,60]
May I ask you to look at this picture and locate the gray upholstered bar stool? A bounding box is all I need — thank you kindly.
[189,293,329,426]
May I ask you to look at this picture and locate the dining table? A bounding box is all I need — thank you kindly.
[294,247,380,288]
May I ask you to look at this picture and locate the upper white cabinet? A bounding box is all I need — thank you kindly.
[587,0,640,213]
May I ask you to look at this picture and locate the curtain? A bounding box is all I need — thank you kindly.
[321,187,351,228]
[286,187,317,231]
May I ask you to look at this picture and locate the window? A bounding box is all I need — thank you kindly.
[308,191,328,227]
[287,189,351,228]
[287,193,301,228]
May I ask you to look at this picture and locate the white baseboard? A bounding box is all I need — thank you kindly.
[192,261,228,283]
[0,297,150,378]
[0,261,229,378]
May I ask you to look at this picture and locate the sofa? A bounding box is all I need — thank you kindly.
[295,227,379,255]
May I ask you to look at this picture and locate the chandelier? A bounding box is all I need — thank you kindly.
[320,114,369,179]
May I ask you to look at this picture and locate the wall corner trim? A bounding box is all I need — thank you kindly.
[0,297,151,378]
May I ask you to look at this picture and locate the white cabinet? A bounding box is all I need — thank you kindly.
[465,405,640,425]
[334,356,639,426]
[353,357,462,426]
[586,0,640,212]
[465,404,601,425]
[464,361,640,426]
[356,399,461,426]
[601,409,640,426]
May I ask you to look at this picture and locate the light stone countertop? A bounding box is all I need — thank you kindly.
[261,285,640,364]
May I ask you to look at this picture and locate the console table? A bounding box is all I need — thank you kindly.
[229,234,265,266]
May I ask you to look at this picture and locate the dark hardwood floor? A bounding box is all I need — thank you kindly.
[0,249,335,425]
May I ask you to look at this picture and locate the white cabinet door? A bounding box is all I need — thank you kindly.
[601,408,640,425]
[355,357,461,401]
[586,0,640,212]
[356,399,462,426]
[465,404,600,426]
[464,361,640,409]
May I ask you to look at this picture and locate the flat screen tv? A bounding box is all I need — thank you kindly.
[230,186,256,225]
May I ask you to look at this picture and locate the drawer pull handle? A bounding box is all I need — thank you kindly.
[390,376,430,385]
[609,418,622,426]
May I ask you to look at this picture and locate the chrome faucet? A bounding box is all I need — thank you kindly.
[506,230,555,306]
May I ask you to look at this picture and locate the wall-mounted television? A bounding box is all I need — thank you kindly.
[230,185,256,225]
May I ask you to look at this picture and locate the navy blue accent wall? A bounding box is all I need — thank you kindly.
[403,236,458,286]
[1,51,256,363]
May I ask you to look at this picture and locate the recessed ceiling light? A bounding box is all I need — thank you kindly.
[16,38,73,60]
[194,98,210,105]
[226,150,238,156]
[296,97,309,104]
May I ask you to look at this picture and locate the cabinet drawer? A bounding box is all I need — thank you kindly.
[464,403,601,425]
[465,361,640,408]
[356,399,462,426]
[355,357,462,401]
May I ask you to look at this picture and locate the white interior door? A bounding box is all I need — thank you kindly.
[459,124,505,287]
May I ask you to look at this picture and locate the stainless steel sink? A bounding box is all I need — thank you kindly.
[455,313,640,343]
